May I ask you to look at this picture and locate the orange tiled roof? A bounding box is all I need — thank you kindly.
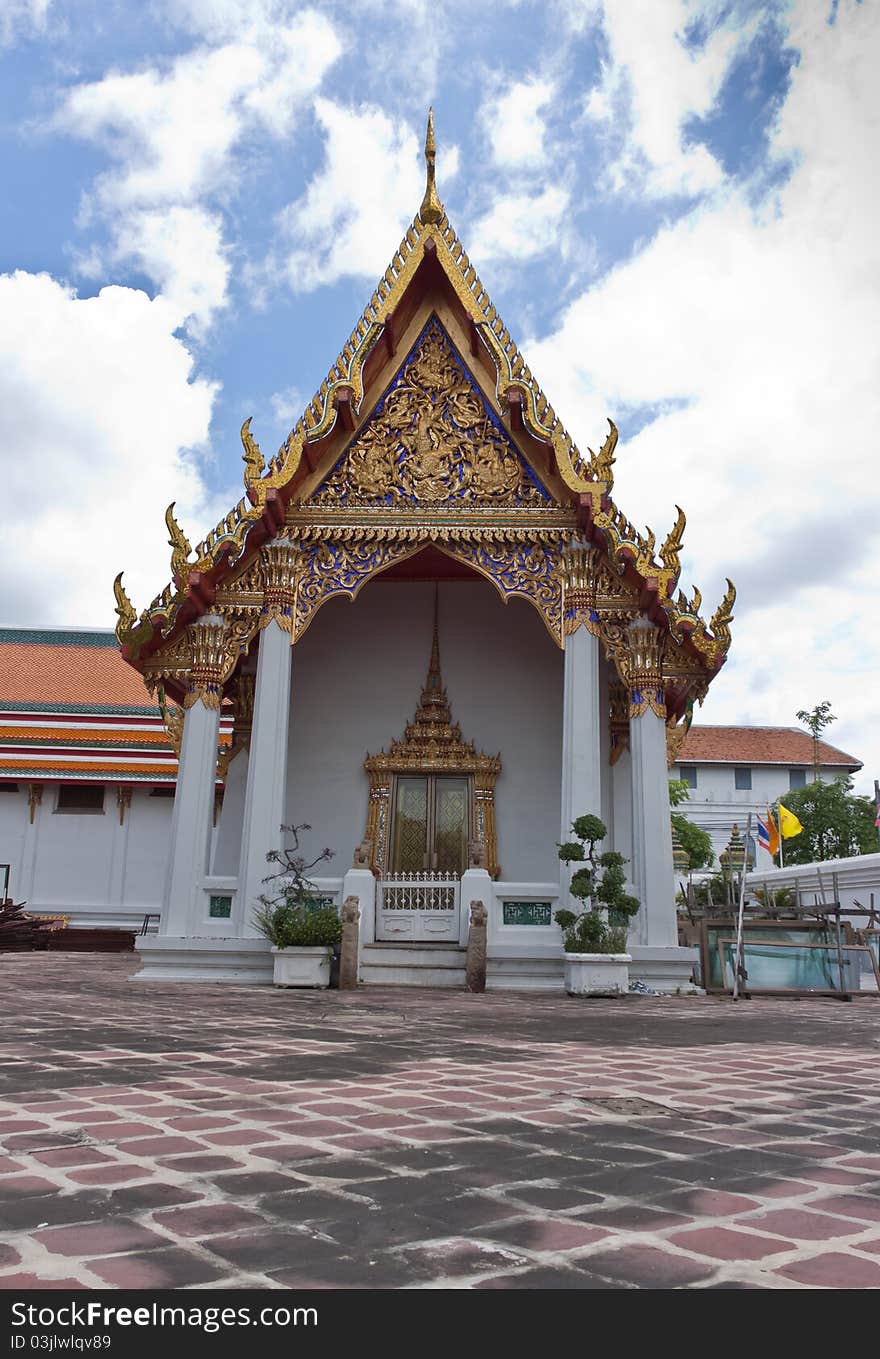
[0,628,236,784]
[0,631,154,709]
[678,726,861,769]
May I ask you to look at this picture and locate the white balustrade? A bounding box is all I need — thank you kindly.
[379,872,460,912]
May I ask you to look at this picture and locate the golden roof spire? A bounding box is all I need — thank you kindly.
[425,583,442,695]
[420,107,443,225]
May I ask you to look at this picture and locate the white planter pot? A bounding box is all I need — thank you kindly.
[564,952,631,997]
[271,946,333,988]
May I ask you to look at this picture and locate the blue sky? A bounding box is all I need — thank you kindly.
[1,0,878,791]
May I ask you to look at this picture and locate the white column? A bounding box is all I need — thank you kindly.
[237,540,298,938]
[560,625,602,836]
[212,748,248,877]
[211,672,255,878]
[610,678,633,865]
[161,614,225,935]
[612,747,634,866]
[626,620,677,947]
[559,543,602,912]
[599,657,613,845]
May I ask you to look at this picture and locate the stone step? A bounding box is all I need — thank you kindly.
[486,956,565,992]
[361,940,468,987]
[360,961,467,988]
[361,943,466,968]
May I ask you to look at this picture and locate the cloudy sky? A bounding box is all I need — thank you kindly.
[0,0,877,792]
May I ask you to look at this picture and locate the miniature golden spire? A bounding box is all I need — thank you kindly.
[424,584,442,697]
[420,107,444,225]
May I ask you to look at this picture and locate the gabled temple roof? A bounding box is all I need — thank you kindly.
[115,111,735,705]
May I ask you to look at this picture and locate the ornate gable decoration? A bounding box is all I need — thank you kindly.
[311,320,551,511]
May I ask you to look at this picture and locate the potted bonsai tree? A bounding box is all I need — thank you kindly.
[555,814,640,997]
[252,824,341,988]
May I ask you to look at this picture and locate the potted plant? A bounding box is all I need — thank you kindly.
[252,825,341,988]
[555,814,640,997]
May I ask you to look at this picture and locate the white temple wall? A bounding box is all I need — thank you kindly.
[0,786,29,902]
[284,578,564,882]
[0,784,174,926]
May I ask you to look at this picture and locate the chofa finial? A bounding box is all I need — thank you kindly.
[420,107,443,225]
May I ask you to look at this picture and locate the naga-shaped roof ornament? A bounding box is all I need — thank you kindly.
[113,572,136,644]
[165,502,192,585]
[660,506,686,581]
[240,417,266,485]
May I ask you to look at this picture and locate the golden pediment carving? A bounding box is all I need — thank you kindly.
[310,320,552,511]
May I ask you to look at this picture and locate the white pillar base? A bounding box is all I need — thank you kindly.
[341,867,376,967]
[459,868,492,946]
[132,935,273,985]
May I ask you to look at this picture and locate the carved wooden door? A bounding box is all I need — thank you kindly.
[378,776,468,942]
[390,776,468,874]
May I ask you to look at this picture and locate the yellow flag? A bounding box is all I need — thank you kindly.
[778,802,804,839]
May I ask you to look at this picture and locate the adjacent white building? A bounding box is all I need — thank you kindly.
[671,725,863,861]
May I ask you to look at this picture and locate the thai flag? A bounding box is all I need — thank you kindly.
[756,816,772,854]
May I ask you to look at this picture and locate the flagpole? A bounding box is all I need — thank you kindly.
[732,811,752,1001]
[777,804,784,869]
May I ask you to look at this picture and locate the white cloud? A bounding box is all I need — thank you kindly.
[579,0,748,198]
[0,0,51,47]
[0,271,222,625]
[470,186,571,264]
[270,384,305,428]
[277,100,459,292]
[527,0,880,790]
[54,10,342,328]
[485,77,556,168]
[106,205,231,336]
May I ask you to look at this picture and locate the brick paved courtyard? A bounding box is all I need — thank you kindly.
[0,954,879,1290]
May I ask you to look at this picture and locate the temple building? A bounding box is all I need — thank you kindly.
[5,116,738,992]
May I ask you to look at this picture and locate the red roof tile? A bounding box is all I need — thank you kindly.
[678,726,861,769]
[0,641,153,709]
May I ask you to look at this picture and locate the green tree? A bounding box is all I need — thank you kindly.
[668,780,714,870]
[555,814,640,953]
[795,700,836,781]
[671,812,715,870]
[775,777,878,864]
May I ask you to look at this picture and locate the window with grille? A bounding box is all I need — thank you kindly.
[734,767,752,791]
[56,784,105,813]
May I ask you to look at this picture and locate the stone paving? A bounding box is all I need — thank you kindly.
[0,953,879,1290]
